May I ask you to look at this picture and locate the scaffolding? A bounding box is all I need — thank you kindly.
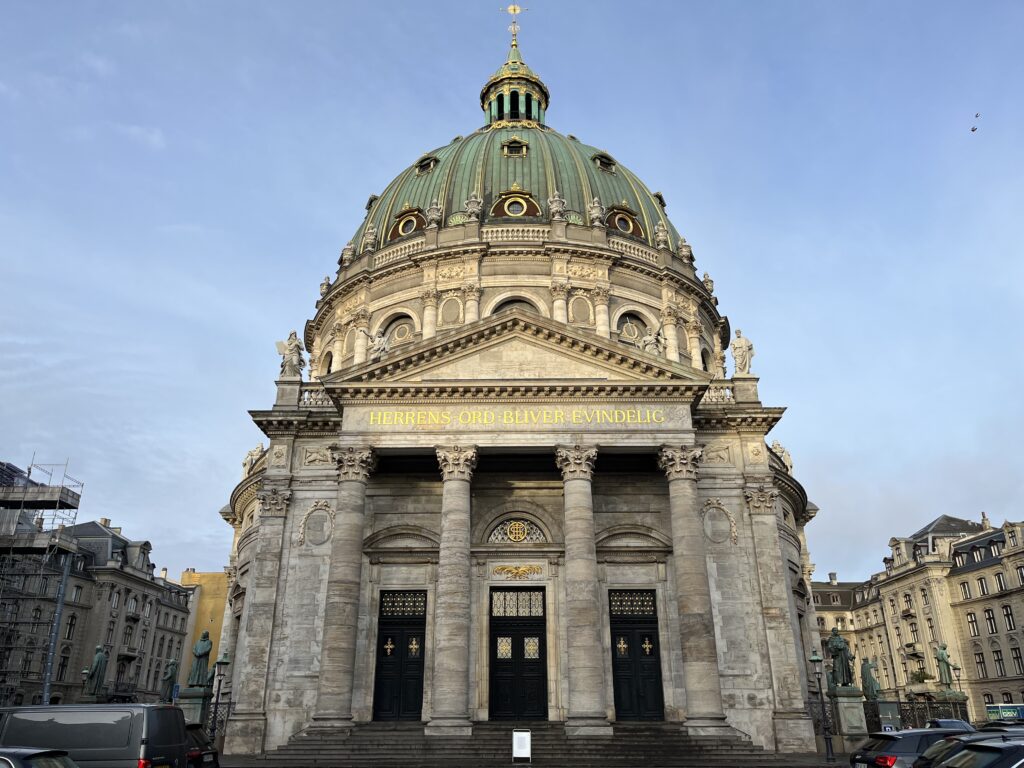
[0,459,82,705]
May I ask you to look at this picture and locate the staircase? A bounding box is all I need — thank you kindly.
[223,721,833,767]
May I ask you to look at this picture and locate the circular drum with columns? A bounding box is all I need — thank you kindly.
[219,31,822,760]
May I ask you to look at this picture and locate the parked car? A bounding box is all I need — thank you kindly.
[927,719,976,732]
[940,737,1024,767]
[851,728,968,768]
[0,748,80,768]
[0,704,188,768]
[913,730,1024,768]
[981,719,1024,730]
[185,723,218,768]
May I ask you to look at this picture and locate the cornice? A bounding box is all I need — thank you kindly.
[250,409,342,438]
[328,381,706,403]
[693,407,786,432]
[228,474,263,524]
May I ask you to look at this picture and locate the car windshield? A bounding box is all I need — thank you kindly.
[860,736,901,751]
[27,757,80,768]
[920,738,962,761]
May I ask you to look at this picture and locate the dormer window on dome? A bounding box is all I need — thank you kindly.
[502,136,528,158]
[415,155,438,175]
[593,153,617,173]
[387,206,426,242]
[605,205,644,238]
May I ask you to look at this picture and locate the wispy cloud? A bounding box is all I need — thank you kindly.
[111,122,166,151]
[81,52,116,78]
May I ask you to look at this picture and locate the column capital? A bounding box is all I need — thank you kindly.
[352,307,370,327]
[658,445,702,481]
[660,304,679,323]
[331,446,376,483]
[256,487,291,518]
[549,280,570,300]
[744,483,779,515]
[555,444,597,481]
[462,283,481,301]
[436,445,478,482]
[590,285,610,304]
[420,289,440,307]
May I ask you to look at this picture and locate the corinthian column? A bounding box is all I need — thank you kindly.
[463,284,481,323]
[421,290,439,339]
[658,446,727,731]
[661,305,680,362]
[685,319,703,370]
[312,446,376,726]
[551,281,569,324]
[555,445,612,736]
[591,286,611,338]
[426,445,478,737]
[353,309,370,365]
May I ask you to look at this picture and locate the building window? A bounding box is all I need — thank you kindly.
[984,693,994,705]
[127,597,138,612]
[111,591,120,609]
[106,621,115,644]
[895,626,903,645]
[979,577,990,596]
[986,609,998,634]
[974,550,983,563]
[997,572,1008,592]
[977,652,989,678]
[968,612,980,637]
[909,622,919,643]
[39,577,48,596]
[830,594,840,605]
[1012,647,1023,676]
[995,650,1007,677]
[817,617,825,628]
[157,637,165,657]
[920,588,930,605]
[144,602,152,618]
[903,594,913,611]
[889,598,897,616]
[836,617,845,630]
[992,543,1002,557]
[955,554,966,567]
[122,624,134,646]
[1010,529,1019,548]
[30,608,41,635]
[961,582,972,600]
[927,618,936,641]
[1004,692,1014,703]
[1004,605,1016,631]
[63,615,76,641]
[813,594,820,605]
[901,660,909,682]
[71,585,82,602]
[56,649,70,682]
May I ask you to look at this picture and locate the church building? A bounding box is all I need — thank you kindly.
[220,21,821,758]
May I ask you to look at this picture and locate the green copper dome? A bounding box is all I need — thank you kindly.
[348,43,682,252]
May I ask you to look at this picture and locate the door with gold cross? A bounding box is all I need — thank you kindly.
[373,591,426,721]
[609,590,665,720]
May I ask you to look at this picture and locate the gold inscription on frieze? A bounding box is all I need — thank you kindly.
[366,407,665,428]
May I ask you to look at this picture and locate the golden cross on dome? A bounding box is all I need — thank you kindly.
[503,4,527,47]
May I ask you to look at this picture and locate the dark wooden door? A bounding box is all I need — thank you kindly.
[373,591,426,721]
[489,588,547,720]
[609,590,664,721]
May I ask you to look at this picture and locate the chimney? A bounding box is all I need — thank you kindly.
[828,572,838,586]
[160,567,168,580]
[982,511,992,531]
[99,517,110,527]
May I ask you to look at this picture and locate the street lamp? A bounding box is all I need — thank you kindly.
[209,652,231,742]
[953,664,963,693]
[809,650,836,764]
[80,668,89,695]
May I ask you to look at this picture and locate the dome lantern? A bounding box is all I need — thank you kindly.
[481,6,549,126]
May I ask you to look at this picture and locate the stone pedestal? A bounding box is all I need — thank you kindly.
[829,687,868,753]
[178,686,211,725]
[732,375,760,404]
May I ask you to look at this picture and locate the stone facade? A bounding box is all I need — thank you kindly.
[218,34,821,758]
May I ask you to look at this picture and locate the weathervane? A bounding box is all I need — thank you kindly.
[502,3,527,47]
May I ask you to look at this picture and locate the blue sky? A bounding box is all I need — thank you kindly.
[1,1,1021,582]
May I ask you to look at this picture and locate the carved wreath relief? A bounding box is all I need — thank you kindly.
[701,498,738,545]
[297,499,335,546]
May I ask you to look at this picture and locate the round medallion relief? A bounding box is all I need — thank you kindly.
[302,509,334,546]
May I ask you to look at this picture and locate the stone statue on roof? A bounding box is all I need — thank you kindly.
[425,199,443,228]
[276,331,305,379]
[465,192,483,221]
[547,189,566,221]
[730,329,754,375]
[655,221,670,249]
[242,444,264,477]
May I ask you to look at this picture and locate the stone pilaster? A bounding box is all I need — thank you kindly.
[555,445,613,736]
[421,290,439,339]
[222,486,290,756]
[311,447,376,726]
[744,482,816,751]
[331,322,345,370]
[661,305,680,363]
[591,286,611,338]
[658,446,728,733]
[352,309,370,365]
[550,281,569,324]
[685,320,703,371]
[463,284,481,323]
[426,445,478,737]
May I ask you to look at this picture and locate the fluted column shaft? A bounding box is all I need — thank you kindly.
[662,308,680,363]
[464,285,480,323]
[422,291,439,339]
[659,446,726,725]
[556,445,611,733]
[313,447,376,723]
[426,445,478,736]
[685,321,703,371]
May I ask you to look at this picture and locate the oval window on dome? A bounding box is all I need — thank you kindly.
[614,214,633,233]
[399,216,417,236]
[504,198,527,217]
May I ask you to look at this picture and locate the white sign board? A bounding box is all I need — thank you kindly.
[512,729,531,762]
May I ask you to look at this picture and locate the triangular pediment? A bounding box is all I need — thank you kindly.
[325,310,709,386]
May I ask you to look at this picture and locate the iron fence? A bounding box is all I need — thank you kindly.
[864,699,969,731]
